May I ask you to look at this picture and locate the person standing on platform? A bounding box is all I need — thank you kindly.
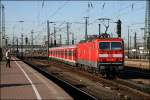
[0,48,3,61]
[6,49,11,68]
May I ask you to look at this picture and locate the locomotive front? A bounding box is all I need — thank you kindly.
[97,38,124,76]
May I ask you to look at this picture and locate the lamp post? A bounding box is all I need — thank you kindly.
[18,20,24,58]
[47,20,55,62]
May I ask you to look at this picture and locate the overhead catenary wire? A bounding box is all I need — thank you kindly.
[21,1,145,46]
[112,4,145,20]
[48,1,69,19]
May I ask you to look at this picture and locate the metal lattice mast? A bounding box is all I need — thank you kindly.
[145,0,150,49]
[47,20,50,58]
[147,0,150,68]
[31,30,34,53]
[2,4,5,48]
[84,17,89,40]
[0,1,2,48]
[66,22,70,45]
[148,0,150,38]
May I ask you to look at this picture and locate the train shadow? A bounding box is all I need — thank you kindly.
[1,59,22,62]
[0,83,40,88]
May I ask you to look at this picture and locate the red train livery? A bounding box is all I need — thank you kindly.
[49,45,77,65]
[49,35,124,76]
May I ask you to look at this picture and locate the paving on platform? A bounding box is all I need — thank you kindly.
[0,57,72,100]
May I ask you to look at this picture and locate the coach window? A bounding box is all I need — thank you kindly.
[59,50,60,56]
[63,50,65,56]
[69,50,72,56]
[65,50,67,56]
[63,50,65,55]
[67,50,69,56]
[73,51,76,56]
[68,50,70,56]
[60,50,62,55]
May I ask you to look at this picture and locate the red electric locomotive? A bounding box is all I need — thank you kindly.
[49,33,124,77]
[77,34,124,77]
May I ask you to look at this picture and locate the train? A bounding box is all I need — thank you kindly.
[49,34,124,77]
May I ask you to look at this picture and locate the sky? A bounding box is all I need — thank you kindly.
[2,0,146,46]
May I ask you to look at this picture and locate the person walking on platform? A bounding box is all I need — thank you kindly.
[6,49,11,68]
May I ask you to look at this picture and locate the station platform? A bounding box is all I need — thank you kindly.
[125,59,149,70]
[0,57,72,100]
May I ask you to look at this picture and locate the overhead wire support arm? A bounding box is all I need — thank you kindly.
[47,20,55,60]
[84,17,89,40]
[47,20,50,59]
[66,22,70,45]
[53,23,56,46]
[98,18,111,34]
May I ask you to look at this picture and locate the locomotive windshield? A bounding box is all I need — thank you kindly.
[99,42,110,50]
[111,42,122,50]
[99,42,122,50]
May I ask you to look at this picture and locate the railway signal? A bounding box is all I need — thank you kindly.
[25,37,28,45]
[116,19,122,38]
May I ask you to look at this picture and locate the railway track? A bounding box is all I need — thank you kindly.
[23,60,97,100]
[115,78,150,95]
[22,57,150,99]
[125,66,150,75]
